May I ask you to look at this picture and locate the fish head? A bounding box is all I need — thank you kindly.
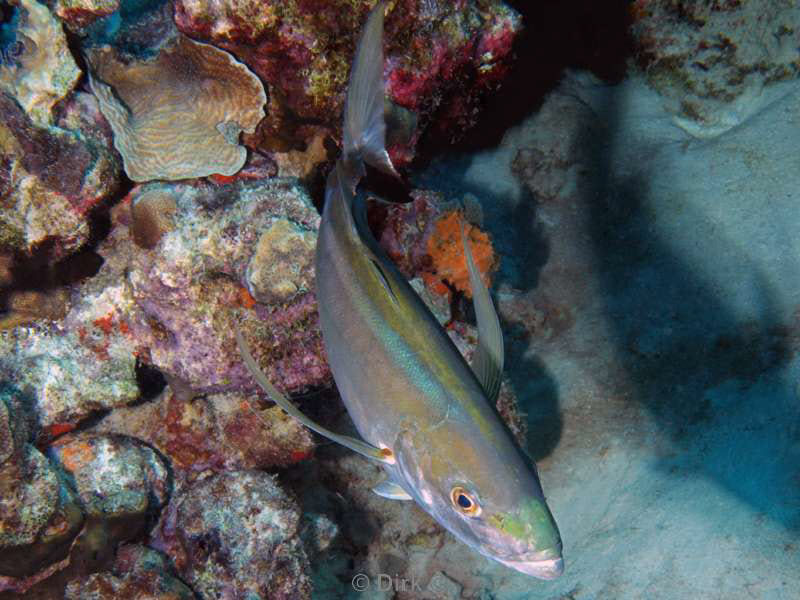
[393,427,563,580]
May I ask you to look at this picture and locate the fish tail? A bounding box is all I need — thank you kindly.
[342,1,398,179]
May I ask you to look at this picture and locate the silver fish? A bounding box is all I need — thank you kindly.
[237,1,563,580]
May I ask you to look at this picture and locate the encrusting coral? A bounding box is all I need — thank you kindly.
[376,191,497,301]
[423,211,496,299]
[89,34,267,181]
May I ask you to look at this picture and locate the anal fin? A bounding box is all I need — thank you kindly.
[461,218,504,403]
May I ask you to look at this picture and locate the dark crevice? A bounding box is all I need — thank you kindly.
[62,26,91,80]
[414,0,635,164]
[133,358,168,403]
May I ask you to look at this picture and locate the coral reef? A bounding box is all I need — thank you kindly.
[174,0,521,165]
[0,177,326,428]
[156,471,312,600]
[0,0,81,126]
[0,2,536,596]
[88,34,267,181]
[632,0,800,137]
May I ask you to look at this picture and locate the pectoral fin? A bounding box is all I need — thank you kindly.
[372,479,413,500]
[461,219,504,403]
[235,327,393,465]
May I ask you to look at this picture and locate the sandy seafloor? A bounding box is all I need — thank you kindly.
[324,72,800,599]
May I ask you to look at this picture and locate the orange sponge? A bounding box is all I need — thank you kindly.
[424,212,495,299]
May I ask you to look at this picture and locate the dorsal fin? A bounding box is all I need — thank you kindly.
[342,1,398,177]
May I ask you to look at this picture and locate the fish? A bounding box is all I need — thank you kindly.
[236,1,564,580]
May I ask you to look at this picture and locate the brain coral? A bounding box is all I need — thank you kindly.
[88,34,267,181]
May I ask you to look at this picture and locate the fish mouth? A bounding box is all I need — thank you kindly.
[497,555,564,580]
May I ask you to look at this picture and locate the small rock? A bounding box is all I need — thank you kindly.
[299,512,339,557]
[165,471,311,600]
[50,433,170,521]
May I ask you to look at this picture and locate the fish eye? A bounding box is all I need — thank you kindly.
[450,486,481,516]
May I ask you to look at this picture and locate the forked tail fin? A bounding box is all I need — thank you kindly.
[342,1,399,179]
